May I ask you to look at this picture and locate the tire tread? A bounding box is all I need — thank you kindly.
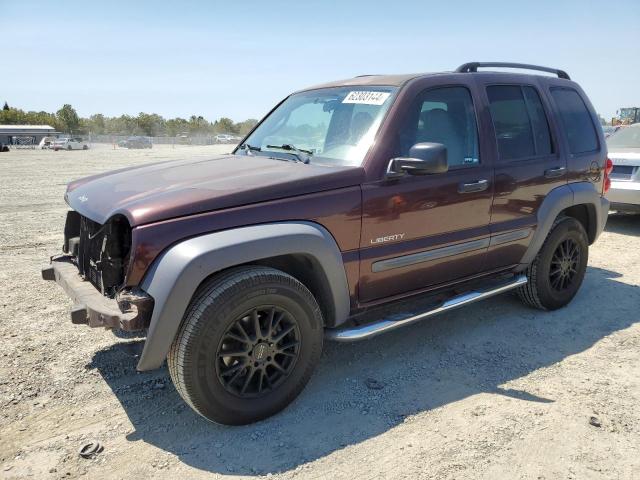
[167,266,322,423]
[517,215,587,310]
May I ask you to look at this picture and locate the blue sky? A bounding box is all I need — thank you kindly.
[2,0,639,121]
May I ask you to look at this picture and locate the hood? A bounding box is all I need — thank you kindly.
[65,154,365,226]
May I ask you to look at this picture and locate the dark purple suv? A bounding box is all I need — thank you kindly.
[43,62,610,425]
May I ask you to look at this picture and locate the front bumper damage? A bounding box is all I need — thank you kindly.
[42,255,153,331]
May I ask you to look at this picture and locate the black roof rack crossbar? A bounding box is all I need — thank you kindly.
[456,62,570,80]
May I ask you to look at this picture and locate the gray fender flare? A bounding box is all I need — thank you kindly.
[517,182,609,268]
[136,221,350,371]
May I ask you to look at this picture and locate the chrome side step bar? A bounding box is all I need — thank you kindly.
[326,275,528,342]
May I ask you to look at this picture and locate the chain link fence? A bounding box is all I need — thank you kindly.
[89,134,240,146]
[12,136,37,149]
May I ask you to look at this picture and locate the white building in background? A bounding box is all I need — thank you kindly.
[0,125,57,145]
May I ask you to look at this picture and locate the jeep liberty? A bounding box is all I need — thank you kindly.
[43,62,611,425]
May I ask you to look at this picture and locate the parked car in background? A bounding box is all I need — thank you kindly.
[214,133,241,144]
[53,137,89,151]
[606,123,640,213]
[39,136,57,149]
[176,133,191,145]
[119,136,152,149]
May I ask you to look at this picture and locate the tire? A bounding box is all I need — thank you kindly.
[83,145,88,150]
[67,145,72,151]
[518,216,589,310]
[168,266,324,425]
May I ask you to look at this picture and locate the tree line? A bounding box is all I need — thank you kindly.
[0,102,258,137]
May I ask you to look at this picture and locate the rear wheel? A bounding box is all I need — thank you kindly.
[168,266,324,425]
[518,216,588,310]
[67,145,72,151]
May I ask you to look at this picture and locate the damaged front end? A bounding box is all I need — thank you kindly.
[42,211,153,331]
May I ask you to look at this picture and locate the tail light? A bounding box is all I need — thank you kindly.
[603,158,613,194]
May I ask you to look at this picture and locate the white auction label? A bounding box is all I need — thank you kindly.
[342,91,391,105]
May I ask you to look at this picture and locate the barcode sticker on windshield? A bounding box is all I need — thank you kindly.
[342,91,390,105]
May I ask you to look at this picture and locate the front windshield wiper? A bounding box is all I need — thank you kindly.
[265,144,312,164]
[239,143,261,156]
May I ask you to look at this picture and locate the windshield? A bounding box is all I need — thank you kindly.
[607,125,640,148]
[238,86,397,166]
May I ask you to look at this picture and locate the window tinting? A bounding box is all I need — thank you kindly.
[522,86,553,156]
[551,88,599,154]
[487,85,553,160]
[400,87,479,167]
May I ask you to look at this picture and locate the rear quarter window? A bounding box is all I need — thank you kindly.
[550,88,599,154]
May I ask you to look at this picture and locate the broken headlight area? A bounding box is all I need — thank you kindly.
[63,211,131,298]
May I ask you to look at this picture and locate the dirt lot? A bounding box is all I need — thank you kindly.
[1,145,639,479]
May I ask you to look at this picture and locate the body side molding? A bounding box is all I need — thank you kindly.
[136,222,351,371]
[372,238,490,273]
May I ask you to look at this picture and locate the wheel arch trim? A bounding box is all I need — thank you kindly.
[136,221,350,371]
[517,182,609,268]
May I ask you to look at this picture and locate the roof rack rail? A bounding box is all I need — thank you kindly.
[456,62,570,80]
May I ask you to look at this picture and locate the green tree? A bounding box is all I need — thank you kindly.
[1,102,265,139]
[213,117,236,134]
[236,119,258,135]
[87,114,106,134]
[56,104,80,133]
[137,112,165,136]
[166,117,189,136]
[188,115,211,135]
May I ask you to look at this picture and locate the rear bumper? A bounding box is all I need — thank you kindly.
[42,255,152,331]
[607,181,640,208]
[610,202,640,213]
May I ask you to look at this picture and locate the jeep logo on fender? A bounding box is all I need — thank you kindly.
[370,233,405,245]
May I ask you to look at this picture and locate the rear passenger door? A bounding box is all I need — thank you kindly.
[478,80,567,270]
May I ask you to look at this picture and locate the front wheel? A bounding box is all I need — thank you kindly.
[168,266,324,425]
[518,216,589,310]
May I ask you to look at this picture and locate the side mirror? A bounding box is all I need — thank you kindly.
[387,142,448,177]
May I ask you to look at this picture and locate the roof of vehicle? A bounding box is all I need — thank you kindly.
[298,62,572,92]
[300,73,424,91]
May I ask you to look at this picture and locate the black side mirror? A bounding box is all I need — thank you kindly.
[387,142,448,177]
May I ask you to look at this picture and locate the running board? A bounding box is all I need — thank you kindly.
[326,275,528,342]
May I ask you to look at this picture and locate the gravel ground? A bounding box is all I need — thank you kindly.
[1,145,639,480]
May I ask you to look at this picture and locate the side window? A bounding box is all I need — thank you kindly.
[550,88,599,154]
[487,85,554,161]
[522,87,553,156]
[400,86,479,167]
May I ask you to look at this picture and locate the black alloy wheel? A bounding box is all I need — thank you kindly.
[518,216,589,310]
[549,238,580,291]
[216,306,301,398]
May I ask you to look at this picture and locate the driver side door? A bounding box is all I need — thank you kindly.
[359,85,494,304]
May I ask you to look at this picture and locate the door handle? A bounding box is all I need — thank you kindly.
[544,166,566,178]
[458,179,488,193]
